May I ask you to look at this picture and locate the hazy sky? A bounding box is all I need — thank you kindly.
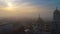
[0,0,60,21]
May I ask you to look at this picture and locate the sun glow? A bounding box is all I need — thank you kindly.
[5,2,16,11]
[7,2,13,7]
[5,0,14,10]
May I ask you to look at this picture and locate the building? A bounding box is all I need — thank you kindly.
[32,15,45,34]
[52,7,60,34]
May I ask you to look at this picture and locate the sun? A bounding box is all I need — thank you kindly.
[7,2,13,8]
[4,0,13,7]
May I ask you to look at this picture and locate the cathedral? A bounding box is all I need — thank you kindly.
[32,15,45,34]
[52,7,60,34]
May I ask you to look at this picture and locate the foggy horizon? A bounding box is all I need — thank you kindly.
[0,0,60,34]
[0,0,60,21]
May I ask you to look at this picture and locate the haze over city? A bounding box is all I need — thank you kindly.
[0,0,60,21]
[0,0,60,34]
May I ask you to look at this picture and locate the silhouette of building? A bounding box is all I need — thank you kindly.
[52,7,60,34]
[54,7,60,21]
[32,15,45,34]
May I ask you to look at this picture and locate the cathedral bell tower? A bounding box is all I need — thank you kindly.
[53,7,60,21]
[52,7,60,34]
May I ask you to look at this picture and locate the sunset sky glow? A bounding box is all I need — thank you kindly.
[0,0,60,21]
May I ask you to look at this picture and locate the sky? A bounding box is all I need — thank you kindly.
[0,0,60,21]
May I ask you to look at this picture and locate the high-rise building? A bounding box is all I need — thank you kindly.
[52,7,60,34]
